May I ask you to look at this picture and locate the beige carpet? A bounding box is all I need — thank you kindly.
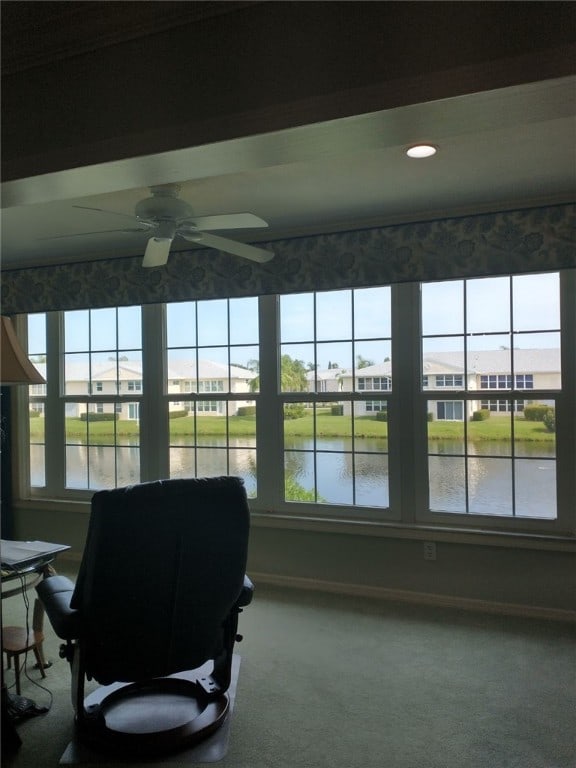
[3,576,576,768]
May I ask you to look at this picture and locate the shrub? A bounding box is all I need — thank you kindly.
[331,405,344,416]
[472,409,490,421]
[284,474,316,502]
[29,410,41,418]
[523,404,550,422]
[80,412,118,422]
[237,406,256,417]
[543,408,556,433]
[169,410,188,419]
[375,410,388,422]
[427,412,434,422]
[284,404,306,420]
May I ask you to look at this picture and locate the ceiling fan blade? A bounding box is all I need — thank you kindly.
[187,213,269,231]
[142,237,173,268]
[38,228,149,241]
[72,205,138,220]
[183,231,274,263]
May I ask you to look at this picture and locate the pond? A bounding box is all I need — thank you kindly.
[32,436,556,518]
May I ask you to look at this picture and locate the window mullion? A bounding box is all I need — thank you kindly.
[44,311,66,495]
[255,294,283,509]
[556,269,576,530]
[391,282,422,523]
[140,304,168,481]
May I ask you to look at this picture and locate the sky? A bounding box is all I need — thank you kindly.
[27,272,561,372]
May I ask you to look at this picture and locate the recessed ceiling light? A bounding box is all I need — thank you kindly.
[406,144,438,159]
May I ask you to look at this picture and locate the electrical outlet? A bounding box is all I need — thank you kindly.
[423,541,437,561]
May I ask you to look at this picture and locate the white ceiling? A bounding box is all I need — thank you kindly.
[1,75,575,271]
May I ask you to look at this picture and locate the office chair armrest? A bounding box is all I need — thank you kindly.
[36,574,80,639]
[238,574,254,607]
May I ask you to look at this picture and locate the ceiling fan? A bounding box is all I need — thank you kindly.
[44,184,274,268]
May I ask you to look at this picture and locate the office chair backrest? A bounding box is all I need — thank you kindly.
[70,476,250,685]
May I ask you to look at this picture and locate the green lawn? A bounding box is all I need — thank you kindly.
[30,412,554,443]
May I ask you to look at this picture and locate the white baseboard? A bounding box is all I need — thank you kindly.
[251,571,576,623]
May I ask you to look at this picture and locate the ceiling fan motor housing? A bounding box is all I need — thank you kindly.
[135,195,193,225]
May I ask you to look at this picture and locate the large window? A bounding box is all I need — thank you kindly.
[18,270,575,536]
[279,288,392,508]
[421,273,563,521]
[166,297,259,497]
[62,306,143,490]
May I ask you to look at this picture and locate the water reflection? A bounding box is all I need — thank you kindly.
[39,436,555,518]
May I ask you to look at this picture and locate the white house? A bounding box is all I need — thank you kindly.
[29,360,257,419]
[311,350,560,420]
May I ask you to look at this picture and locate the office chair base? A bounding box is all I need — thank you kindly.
[77,677,230,756]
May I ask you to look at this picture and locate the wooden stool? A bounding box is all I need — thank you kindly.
[3,599,49,695]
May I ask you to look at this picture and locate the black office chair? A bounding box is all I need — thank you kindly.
[37,476,253,756]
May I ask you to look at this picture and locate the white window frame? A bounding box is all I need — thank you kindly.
[14,270,576,538]
[412,270,575,535]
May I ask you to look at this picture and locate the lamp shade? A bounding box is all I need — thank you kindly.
[1,316,46,385]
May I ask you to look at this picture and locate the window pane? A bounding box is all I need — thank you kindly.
[354,286,391,339]
[513,273,560,331]
[514,459,556,519]
[468,457,513,516]
[65,355,88,395]
[513,335,561,390]
[316,290,351,341]
[197,299,228,346]
[118,306,142,349]
[169,399,256,491]
[116,446,141,487]
[515,401,556,458]
[429,456,466,512]
[88,446,117,490]
[170,447,196,479]
[27,314,46,356]
[90,308,117,351]
[229,297,259,345]
[167,302,196,347]
[64,402,140,490]
[422,338,464,391]
[284,401,315,501]
[65,310,89,352]
[467,277,510,334]
[285,452,316,502]
[355,453,389,508]
[421,281,463,335]
[427,401,465,453]
[30,444,45,487]
[281,347,314,392]
[280,293,314,342]
[353,401,388,448]
[196,447,228,478]
[355,341,391,373]
[317,452,353,504]
[316,342,353,391]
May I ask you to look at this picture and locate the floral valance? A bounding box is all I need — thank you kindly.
[2,203,575,314]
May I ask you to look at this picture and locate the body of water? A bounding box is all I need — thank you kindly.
[32,436,556,518]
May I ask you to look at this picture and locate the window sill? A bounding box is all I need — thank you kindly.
[250,509,576,552]
[14,497,576,552]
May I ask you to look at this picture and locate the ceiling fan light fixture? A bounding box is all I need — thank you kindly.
[405,144,438,159]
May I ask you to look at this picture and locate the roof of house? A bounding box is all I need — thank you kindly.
[33,349,560,384]
[322,349,560,379]
[35,360,257,382]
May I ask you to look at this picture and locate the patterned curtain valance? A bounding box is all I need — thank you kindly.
[2,203,574,314]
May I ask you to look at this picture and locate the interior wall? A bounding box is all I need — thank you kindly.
[12,506,576,615]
